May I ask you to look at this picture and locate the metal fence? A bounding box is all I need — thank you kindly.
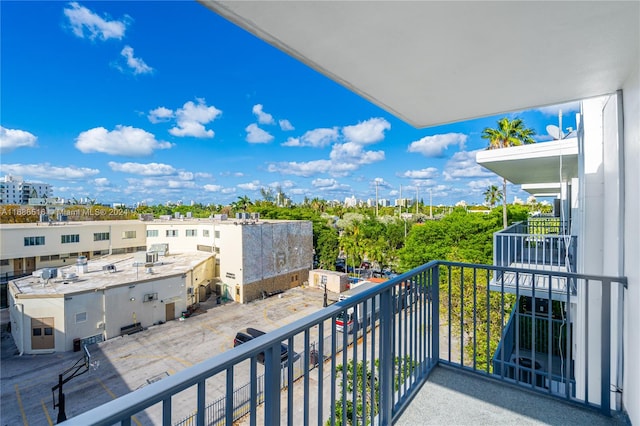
[61,261,626,426]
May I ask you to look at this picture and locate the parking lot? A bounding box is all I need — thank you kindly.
[0,285,337,426]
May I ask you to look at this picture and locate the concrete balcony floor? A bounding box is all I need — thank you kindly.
[396,366,630,425]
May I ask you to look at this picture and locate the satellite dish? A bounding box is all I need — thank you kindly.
[546,125,563,140]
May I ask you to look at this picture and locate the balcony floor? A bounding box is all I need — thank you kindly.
[396,366,630,425]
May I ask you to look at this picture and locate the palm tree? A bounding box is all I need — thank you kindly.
[481,117,535,228]
[483,185,503,209]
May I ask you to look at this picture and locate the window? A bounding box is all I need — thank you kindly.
[122,230,136,239]
[214,230,220,238]
[75,312,87,323]
[24,236,45,246]
[214,247,220,254]
[166,230,178,237]
[186,229,197,237]
[203,229,210,237]
[0,259,9,266]
[61,234,80,244]
[33,328,42,336]
[44,328,53,336]
[40,256,50,261]
[146,229,159,237]
[50,254,59,261]
[93,232,110,241]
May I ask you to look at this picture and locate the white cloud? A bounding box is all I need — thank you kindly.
[407,133,467,157]
[0,163,100,180]
[268,159,357,178]
[252,104,275,125]
[63,2,127,41]
[279,119,294,131]
[120,46,153,75]
[108,161,176,176]
[125,177,196,192]
[342,117,390,144]
[535,101,580,116]
[281,127,339,148]
[177,171,194,181]
[443,150,493,179]
[75,125,172,156]
[148,107,174,123]
[221,187,236,194]
[468,178,499,190]
[0,126,37,153]
[94,177,110,187]
[195,172,213,179]
[245,124,274,144]
[312,178,338,188]
[169,99,222,138]
[401,167,439,179]
[203,184,222,192]
[330,142,385,165]
[238,180,261,191]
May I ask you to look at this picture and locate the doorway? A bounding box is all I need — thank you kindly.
[165,302,175,321]
[31,317,54,350]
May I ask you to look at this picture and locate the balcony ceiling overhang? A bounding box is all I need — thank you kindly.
[198,1,639,128]
[521,183,562,197]
[476,138,578,185]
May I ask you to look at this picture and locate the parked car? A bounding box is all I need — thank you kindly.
[233,327,295,365]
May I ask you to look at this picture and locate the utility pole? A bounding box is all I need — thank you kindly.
[430,188,433,219]
[375,180,379,217]
[416,185,419,214]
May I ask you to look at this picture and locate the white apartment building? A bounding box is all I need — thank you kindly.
[8,252,214,354]
[145,216,313,303]
[0,175,52,205]
[1,216,313,304]
[0,220,148,277]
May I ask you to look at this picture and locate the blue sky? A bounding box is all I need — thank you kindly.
[0,1,579,207]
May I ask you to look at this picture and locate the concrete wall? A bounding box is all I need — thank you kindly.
[103,275,187,338]
[241,268,309,303]
[63,291,104,351]
[9,287,65,354]
[309,269,348,293]
[622,59,640,425]
[145,222,220,253]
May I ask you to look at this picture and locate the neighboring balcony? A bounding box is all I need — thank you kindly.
[492,218,577,300]
[61,261,626,426]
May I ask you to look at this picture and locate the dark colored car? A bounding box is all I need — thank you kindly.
[233,327,294,365]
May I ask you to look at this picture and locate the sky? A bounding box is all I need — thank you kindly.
[0,1,580,207]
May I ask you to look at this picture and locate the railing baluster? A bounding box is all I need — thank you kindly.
[432,265,439,367]
[448,265,452,363]
[225,367,233,426]
[287,335,294,426]
[379,287,394,426]
[317,321,324,426]
[250,359,257,426]
[361,298,368,425]
[330,316,336,426]
[162,397,171,426]
[197,380,205,426]
[303,331,309,426]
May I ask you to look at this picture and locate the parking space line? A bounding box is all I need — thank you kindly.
[96,378,142,426]
[41,399,53,426]
[14,384,29,426]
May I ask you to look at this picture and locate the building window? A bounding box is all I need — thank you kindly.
[93,232,110,241]
[0,259,9,266]
[203,229,210,237]
[214,230,220,238]
[146,229,159,237]
[122,230,136,239]
[214,247,220,254]
[24,236,45,246]
[61,234,80,244]
[186,229,197,237]
[40,256,50,261]
[166,230,178,237]
[75,312,87,323]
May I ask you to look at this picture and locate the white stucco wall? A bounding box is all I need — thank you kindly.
[622,59,640,425]
[63,291,105,351]
[9,288,65,354]
[103,275,186,338]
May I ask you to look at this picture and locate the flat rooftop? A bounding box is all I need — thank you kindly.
[10,252,214,297]
[0,217,307,229]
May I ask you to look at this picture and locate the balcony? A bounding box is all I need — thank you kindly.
[492,218,577,300]
[61,261,626,426]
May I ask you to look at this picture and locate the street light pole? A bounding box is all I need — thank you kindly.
[430,188,433,219]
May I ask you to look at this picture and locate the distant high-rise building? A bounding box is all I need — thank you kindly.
[0,175,52,205]
[344,195,357,208]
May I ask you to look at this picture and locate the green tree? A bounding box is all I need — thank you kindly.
[481,117,535,229]
[483,185,503,209]
[330,357,416,426]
